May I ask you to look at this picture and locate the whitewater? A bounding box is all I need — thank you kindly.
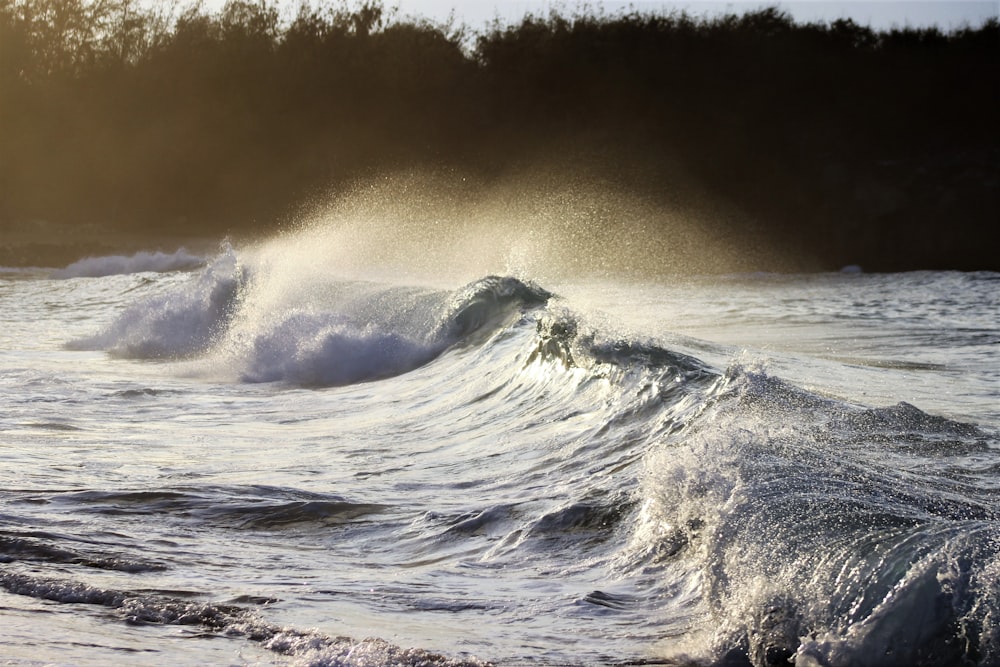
[1,222,998,667]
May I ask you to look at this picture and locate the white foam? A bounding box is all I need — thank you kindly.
[239,312,441,386]
[266,633,487,667]
[53,249,205,278]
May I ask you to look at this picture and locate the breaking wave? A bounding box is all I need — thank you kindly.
[70,244,550,385]
[632,363,1000,666]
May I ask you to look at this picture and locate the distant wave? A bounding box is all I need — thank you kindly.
[0,265,53,278]
[52,249,205,278]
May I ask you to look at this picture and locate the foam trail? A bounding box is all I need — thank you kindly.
[0,571,486,667]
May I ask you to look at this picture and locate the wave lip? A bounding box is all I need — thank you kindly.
[52,248,205,278]
[436,275,552,341]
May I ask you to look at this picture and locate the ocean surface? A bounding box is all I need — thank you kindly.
[1,229,998,667]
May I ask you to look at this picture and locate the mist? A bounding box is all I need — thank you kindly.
[251,165,801,288]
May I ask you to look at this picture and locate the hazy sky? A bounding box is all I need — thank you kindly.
[234,0,1000,30]
[366,1,996,30]
[198,1,998,31]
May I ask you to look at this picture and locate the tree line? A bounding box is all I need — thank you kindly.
[1,0,997,270]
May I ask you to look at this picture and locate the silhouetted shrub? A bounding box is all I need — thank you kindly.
[0,1,996,269]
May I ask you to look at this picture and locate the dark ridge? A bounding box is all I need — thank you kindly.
[0,533,167,572]
[1,1,996,271]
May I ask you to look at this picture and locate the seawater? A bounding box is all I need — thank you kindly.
[1,236,998,667]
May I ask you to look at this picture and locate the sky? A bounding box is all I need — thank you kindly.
[400,1,997,31]
[365,1,997,31]
[199,1,999,32]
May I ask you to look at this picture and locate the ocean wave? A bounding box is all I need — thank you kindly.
[0,531,166,573]
[72,242,552,385]
[46,485,388,531]
[52,248,206,278]
[53,246,1000,665]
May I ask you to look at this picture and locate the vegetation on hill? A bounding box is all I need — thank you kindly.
[1,0,997,270]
